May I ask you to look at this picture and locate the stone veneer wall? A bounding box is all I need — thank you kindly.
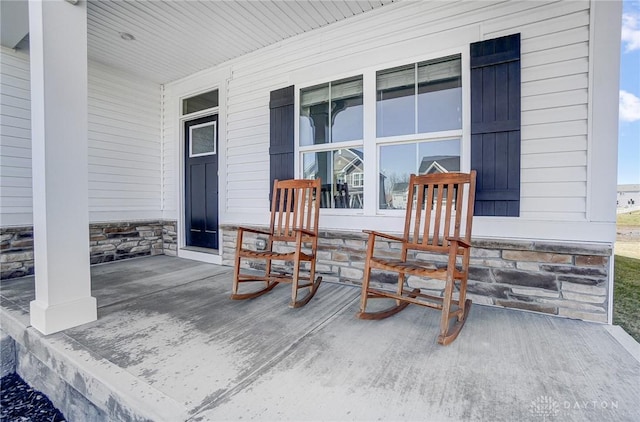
[1,221,178,280]
[221,225,611,323]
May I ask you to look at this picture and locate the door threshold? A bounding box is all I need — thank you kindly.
[182,246,218,255]
[178,247,222,265]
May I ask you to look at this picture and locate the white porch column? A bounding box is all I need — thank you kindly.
[28,0,96,334]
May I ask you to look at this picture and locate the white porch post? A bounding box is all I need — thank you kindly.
[28,0,96,334]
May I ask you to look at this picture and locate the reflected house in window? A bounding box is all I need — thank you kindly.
[418,155,460,174]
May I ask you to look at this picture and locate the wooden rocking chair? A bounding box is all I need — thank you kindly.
[231,178,323,308]
[357,171,476,345]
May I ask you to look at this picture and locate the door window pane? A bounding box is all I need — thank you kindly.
[380,139,460,209]
[302,148,364,209]
[190,122,216,156]
[183,90,218,115]
[376,65,415,137]
[417,57,462,132]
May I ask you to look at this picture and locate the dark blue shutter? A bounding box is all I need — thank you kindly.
[470,34,521,216]
[269,86,295,201]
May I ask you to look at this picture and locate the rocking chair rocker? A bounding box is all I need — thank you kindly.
[357,171,476,345]
[231,178,323,308]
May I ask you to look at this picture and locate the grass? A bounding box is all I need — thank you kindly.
[614,209,640,342]
[613,255,640,342]
[617,210,640,226]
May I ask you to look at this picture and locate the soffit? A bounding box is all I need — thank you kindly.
[87,0,397,84]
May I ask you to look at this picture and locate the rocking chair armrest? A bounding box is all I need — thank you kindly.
[445,236,472,248]
[237,226,272,237]
[363,230,405,243]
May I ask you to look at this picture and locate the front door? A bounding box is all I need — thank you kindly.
[185,115,218,249]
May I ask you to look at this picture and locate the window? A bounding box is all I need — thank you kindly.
[300,76,364,209]
[183,90,218,115]
[377,56,461,137]
[377,55,462,209]
[297,54,463,212]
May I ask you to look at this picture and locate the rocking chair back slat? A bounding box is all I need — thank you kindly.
[404,173,476,253]
[270,179,320,241]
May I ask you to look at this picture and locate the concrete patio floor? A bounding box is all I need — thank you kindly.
[1,255,639,421]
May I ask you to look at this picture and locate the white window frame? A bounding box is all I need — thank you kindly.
[295,47,470,221]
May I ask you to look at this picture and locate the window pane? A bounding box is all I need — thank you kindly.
[190,123,216,156]
[302,148,364,209]
[183,90,218,115]
[377,65,415,137]
[417,56,462,132]
[332,77,363,142]
[379,139,460,209]
[300,84,330,146]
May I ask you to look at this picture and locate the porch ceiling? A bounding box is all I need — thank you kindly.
[87,0,397,84]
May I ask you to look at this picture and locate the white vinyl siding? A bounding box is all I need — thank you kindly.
[0,48,32,226]
[88,63,162,221]
[0,48,162,226]
[163,0,595,240]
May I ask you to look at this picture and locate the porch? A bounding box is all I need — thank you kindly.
[1,255,639,422]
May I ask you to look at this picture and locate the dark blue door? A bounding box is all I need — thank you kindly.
[185,115,218,249]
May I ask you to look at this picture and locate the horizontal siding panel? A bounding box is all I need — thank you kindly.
[0,74,30,91]
[0,86,30,104]
[1,105,30,121]
[0,145,31,159]
[90,139,160,158]
[482,2,589,36]
[521,182,586,198]
[521,58,588,83]
[89,198,160,207]
[521,136,587,154]
[88,189,159,199]
[89,164,159,178]
[522,105,587,126]
[0,166,31,178]
[88,131,159,150]
[88,155,160,171]
[522,42,588,68]
[0,156,31,169]
[522,167,587,183]
[521,151,587,169]
[519,211,585,221]
[88,147,160,164]
[521,197,585,213]
[0,94,30,110]
[0,115,30,130]
[522,74,588,97]
[0,177,31,188]
[1,125,30,139]
[521,121,588,140]
[522,89,588,112]
[0,187,32,198]
[521,26,589,54]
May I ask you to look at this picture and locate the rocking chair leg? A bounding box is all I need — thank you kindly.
[359,259,373,314]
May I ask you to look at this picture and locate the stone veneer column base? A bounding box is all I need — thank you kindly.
[221,224,612,324]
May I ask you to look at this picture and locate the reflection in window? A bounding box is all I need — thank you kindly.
[377,56,461,137]
[302,148,364,209]
[300,77,363,146]
[379,139,460,209]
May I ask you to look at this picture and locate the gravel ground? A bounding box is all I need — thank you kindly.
[1,373,66,422]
